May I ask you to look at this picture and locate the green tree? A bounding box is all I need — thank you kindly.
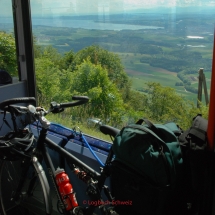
[60,50,75,70]
[143,82,208,129]
[35,57,73,105]
[35,58,59,105]
[33,36,42,58]
[72,45,131,100]
[71,59,125,124]
[0,31,17,76]
[125,89,147,112]
[41,45,62,66]
[175,82,184,86]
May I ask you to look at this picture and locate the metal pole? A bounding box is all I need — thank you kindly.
[202,73,209,105]
[207,29,215,151]
[197,68,203,107]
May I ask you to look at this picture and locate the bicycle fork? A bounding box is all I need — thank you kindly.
[32,156,52,215]
[9,157,51,214]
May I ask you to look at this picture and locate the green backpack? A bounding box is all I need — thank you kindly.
[112,118,183,188]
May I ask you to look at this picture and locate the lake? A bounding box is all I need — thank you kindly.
[0,16,164,31]
[32,18,164,31]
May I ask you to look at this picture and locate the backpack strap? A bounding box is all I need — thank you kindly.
[0,110,12,131]
[164,122,182,137]
[136,118,165,140]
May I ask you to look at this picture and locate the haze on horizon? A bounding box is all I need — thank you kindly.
[1,0,215,17]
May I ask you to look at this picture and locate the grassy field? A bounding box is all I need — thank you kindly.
[33,25,213,104]
[46,114,113,142]
[117,52,201,102]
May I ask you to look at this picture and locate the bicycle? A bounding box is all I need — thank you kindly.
[0,96,119,215]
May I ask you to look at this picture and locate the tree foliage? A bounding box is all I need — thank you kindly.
[41,45,62,66]
[1,30,208,130]
[33,36,42,58]
[60,50,75,70]
[70,59,125,124]
[0,31,17,76]
[34,43,208,129]
[71,45,131,99]
[35,57,73,105]
[143,82,208,129]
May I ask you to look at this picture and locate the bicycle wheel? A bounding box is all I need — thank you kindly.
[0,159,51,215]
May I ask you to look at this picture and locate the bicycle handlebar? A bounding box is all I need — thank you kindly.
[49,96,89,113]
[100,125,120,137]
[0,96,89,130]
[0,96,89,114]
[56,96,88,108]
[0,97,36,111]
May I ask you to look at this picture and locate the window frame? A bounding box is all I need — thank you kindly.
[12,0,37,100]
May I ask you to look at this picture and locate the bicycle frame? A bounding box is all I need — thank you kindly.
[31,126,114,215]
[0,97,115,215]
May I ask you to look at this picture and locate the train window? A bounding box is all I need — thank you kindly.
[30,0,213,134]
[0,0,18,83]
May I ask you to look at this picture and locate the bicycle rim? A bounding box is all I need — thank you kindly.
[0,160,48,215]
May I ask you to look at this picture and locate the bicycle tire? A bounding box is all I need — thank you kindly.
[0,159,52,215]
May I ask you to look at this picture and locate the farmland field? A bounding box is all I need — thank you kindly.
[29,12,215,104]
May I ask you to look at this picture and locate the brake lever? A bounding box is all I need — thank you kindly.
[50,107,64,114]
[49,101,64,114]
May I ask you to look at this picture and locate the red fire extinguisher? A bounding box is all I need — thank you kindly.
[55,168,78,211]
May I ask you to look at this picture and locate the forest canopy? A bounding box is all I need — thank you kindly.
[34,43,208,129]
[0,32,209,129]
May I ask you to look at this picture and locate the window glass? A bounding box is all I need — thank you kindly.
[0,0,18,82]
[31,0,213,135]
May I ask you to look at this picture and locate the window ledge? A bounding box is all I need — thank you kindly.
[0,80,28,101]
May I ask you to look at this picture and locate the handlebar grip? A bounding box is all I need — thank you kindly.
[100,125,120,137]
[72,96,89,101]
[60,96,89,108]
[0,97,36,110]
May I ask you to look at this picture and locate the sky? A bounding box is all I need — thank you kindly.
[1,0,215,16]
[31,0,215,15]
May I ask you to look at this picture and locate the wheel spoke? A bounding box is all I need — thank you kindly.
[9,161,20,184]
[5,162,17,186]
[0,160,48,215]
[4,204,23,213]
